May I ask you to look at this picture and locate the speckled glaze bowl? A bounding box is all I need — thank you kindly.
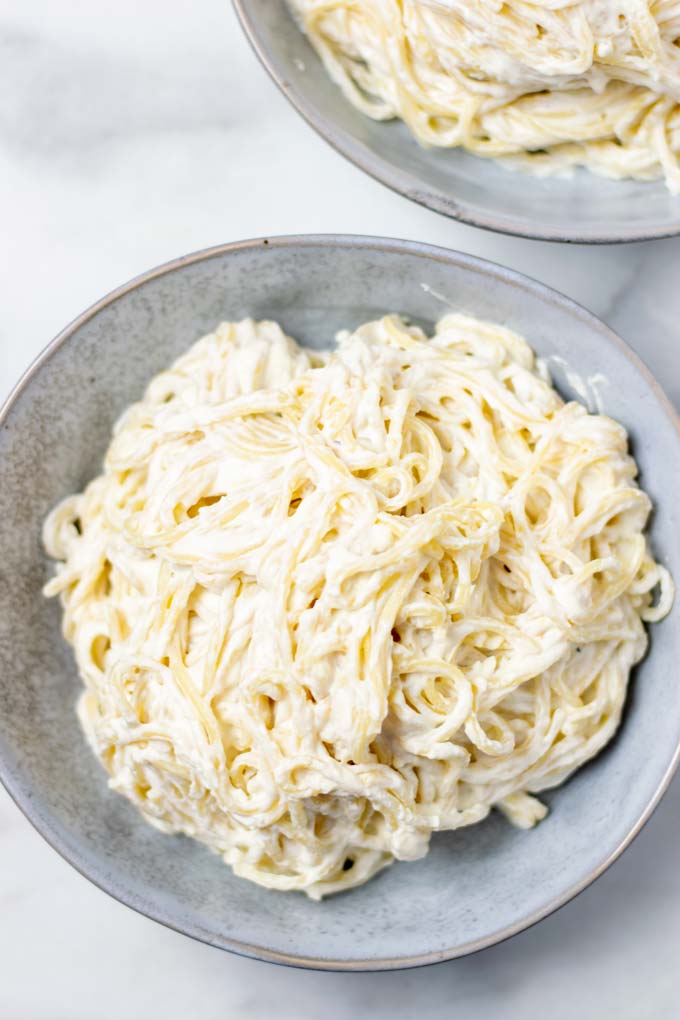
[233,0,680,243]
[1,236,679,970]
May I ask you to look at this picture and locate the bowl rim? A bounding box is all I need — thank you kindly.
[232,0,680,245]
[2,233,680,971]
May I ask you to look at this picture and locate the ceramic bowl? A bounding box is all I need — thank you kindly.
[1,235,679,970]
[233,0,680,243]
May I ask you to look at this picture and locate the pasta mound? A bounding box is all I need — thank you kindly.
[44,315,672,898]
[289,0,680,192]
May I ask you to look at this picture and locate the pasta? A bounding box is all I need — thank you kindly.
[43,314,672,898]
[288,0,680,192]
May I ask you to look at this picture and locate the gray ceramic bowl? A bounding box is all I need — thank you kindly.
[1,235,679,970]
[234,0,680,243]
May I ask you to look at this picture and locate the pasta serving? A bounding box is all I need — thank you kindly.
[44,314,672,898]
[288,0,680,192]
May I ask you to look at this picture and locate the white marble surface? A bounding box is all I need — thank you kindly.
[1,2,680,1016]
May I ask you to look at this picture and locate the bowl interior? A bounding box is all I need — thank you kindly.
[235,0,680,243]
[1,237,679,969]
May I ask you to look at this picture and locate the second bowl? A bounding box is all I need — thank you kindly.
[234,0,680,243]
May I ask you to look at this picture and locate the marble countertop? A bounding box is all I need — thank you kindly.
[1,2,680,1017]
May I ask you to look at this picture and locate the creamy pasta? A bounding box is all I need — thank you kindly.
[44,315,672,898]
[288,0,680,192]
